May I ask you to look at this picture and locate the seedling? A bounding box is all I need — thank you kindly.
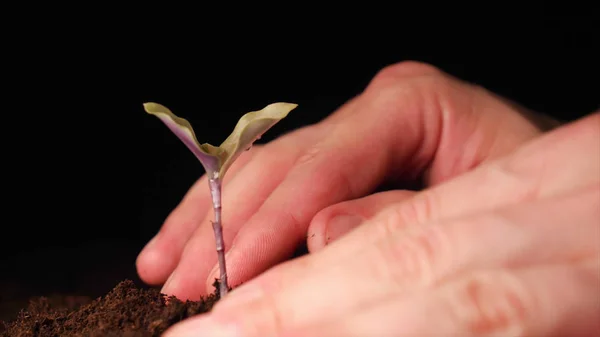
[143,102,297,297]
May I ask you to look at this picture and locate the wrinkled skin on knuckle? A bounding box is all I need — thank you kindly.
[399,190,440,226]
[444,271,533,336]
[227,298,285,336]
[301,155,358,212]
[286,122,335,169]
[214,271,289,335]
[486,158,545,203]
[291,131,359,200]
[372,221,449,288]
[373,190,440,240]
[373,207,409,243]
[293,140,326,168]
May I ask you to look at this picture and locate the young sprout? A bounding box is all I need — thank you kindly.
[143,102,297,297]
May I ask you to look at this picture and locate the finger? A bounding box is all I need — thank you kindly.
[158,96,365,298]
[320,61,442,125]
[307,190,416,252]
[183,182,598,335]
[160,127,325,299]
[296,262,599,337]
[205,61,546,292]
[322,112,600,260]
[136,145,262,285]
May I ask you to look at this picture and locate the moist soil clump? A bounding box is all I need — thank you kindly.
[1,280,219,337]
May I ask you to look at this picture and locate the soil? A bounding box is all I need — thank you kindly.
[0,237,309,337]
[0,280,221,337]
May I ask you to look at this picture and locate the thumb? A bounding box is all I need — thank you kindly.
[321,112,600,264]
[307,190,416,252]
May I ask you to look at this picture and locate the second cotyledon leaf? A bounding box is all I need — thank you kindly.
[143,102,298,179]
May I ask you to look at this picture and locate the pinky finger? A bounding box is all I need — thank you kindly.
[290,262,600,337]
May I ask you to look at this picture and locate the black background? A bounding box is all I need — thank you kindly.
[0,13,598,318]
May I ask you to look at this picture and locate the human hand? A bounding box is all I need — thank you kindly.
[136,61,556,300]
[163,112,600,336]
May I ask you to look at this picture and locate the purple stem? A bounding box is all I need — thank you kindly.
[209,177,229,297]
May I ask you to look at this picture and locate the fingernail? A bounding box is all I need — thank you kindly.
[325,214,363,244]
[164,315,239,337]
[162,272,177,294]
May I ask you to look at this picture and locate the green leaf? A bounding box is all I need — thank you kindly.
[144,102,297,178]
[218,102,297,177]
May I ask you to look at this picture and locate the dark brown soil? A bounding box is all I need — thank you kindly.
[1,280,220,337]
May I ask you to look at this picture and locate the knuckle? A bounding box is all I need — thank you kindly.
[374,222,450,287]
[399,191,440,225]
[446,271,532,335]
[293,138,357,199]
[377,191,439,237]
[487,160,543,203]
[291,130,331,168]
[372,61,444,85]
[367,61,453,98]
[335,164,358,199]
[294,141,325,167]
[250,298,285,336]
[364,64,456,123]
[217,282,286,336]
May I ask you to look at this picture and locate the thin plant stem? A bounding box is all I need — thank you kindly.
[209,176,229,297]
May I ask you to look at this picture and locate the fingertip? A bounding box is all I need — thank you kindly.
[307,207,365,253]
[161,268,213,301]
[158,245,223,300]
[136,236,177,286]
[307,190,417,253]
[306,211,330,253]
[306,196,360,252]
[160,271,191,301]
